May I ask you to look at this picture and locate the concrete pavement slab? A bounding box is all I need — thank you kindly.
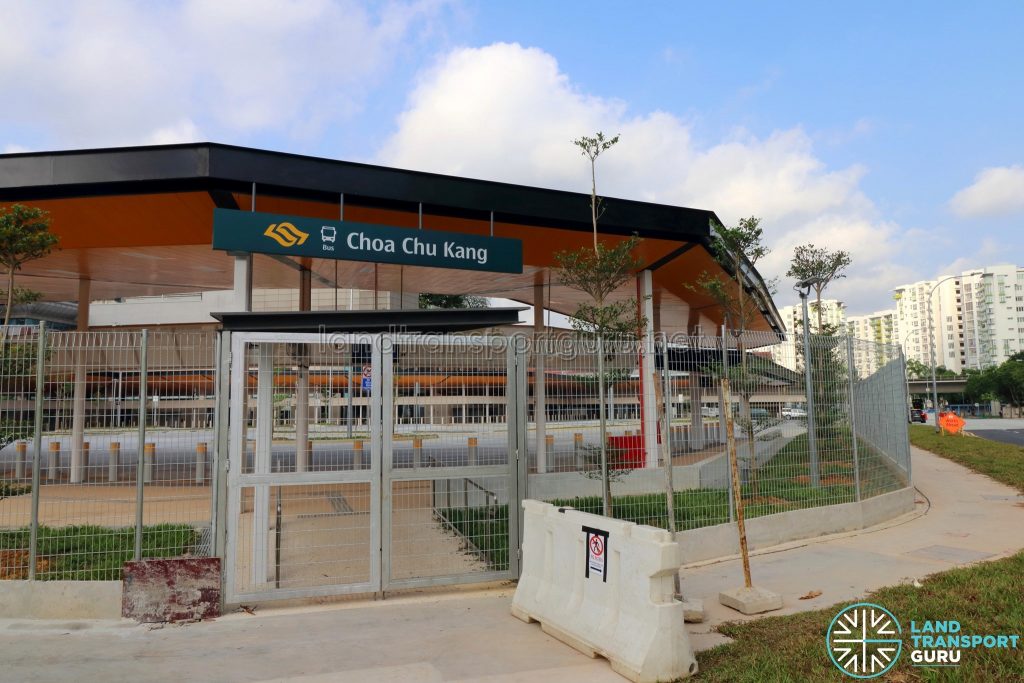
[681,445,1024,650]
[0,588,626,683]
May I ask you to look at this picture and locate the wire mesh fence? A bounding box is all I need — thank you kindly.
[524,329,911,532]
[0,327,216,580]
[0,325,910,585]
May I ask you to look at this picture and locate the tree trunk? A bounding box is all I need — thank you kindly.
[596,334,612,517]
[590,160,599,254]
[3,267,14,329]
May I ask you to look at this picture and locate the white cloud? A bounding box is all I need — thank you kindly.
[377,42,908,313]
[146,119,202,146]
[949,165,1024,217]
[0,0,450,150]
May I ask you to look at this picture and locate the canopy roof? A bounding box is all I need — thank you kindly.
[0,143,782,335]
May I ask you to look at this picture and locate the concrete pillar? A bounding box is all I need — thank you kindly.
[196,442,207,484]
[412,438,423,468]
[295,363,310,472]
[233,254,253,312]
[144,442,155,483]
[47,441,60,481]
[70,278,90,484]
[467,437,478,466]
[15,441,26,480]
[638,270,659,468]
[689,372,705,451]
[109,442,120,482]
[534,281,547,473]
[296,272,311,472]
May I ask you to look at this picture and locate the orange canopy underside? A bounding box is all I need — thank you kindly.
[4,191,765,334]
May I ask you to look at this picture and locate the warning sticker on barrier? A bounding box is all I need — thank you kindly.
[583,526,609,582]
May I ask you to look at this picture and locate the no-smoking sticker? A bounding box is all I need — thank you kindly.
[583,526,609,582]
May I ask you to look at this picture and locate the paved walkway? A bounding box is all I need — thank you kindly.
[683,445,1024,650]
[2,446,1022,682]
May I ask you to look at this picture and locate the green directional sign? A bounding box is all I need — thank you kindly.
[212,208,524,274]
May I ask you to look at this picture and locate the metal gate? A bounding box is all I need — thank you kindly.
[223,332,521,604]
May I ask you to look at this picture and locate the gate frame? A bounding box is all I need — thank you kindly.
[217,331,524,605]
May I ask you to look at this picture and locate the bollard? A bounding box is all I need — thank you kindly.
[307,440,313,472]
[48,442,60,481]
[15,441,26,480]
[109,442,120,482]
[144,442,155,484]
[467,437,478,466]
[82,442,90,481]
[412,438,423,468]
[573,433,584,469]
[196,442,207,484]
[353,440,364,468]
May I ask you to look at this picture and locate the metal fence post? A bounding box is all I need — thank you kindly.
[721,326,734,523]
[800,293,821,487]
[28,322,47,580]
[134,329,149,561]
[898,347,913,484]
[845,336,862,502]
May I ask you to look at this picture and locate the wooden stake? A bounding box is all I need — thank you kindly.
[722,378,752,588]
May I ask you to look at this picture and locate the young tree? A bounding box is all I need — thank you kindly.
[689,217,774,494]
[0,205,58,328]
[555,131,642,517]
[786,244,851,332]
[572,132,620,255]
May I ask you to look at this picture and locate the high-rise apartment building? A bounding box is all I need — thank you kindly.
[846,309,898,377]
[777,299,846,335]
[772,299,846,370]
[860,264,1024,372]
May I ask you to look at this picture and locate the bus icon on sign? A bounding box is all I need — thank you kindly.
[321,226,337,243]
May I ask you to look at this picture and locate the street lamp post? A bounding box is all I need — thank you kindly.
[925,275,960,433]
[794,277,823,487]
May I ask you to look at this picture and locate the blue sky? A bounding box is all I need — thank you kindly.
[2,1,1022,314]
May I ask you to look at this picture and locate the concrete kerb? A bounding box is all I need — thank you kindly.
[676,486,919,565]
[0,581,122,620]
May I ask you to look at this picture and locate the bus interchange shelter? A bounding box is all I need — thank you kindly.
[0,143,786,604]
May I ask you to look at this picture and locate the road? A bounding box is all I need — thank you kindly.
[963,418,1024,447]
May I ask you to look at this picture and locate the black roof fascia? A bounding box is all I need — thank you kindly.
[210,307,526,333]
[0,142,716,242]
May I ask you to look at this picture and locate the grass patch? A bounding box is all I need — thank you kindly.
[0,524,200,580]
[439,505,509,571]
[696,551,1024,681]
[436,431,906,580]
[909,424,1024,492]
[552,432,905,529]
[696,420,1024,680]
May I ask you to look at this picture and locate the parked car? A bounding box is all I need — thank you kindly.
[782,407,807,419]
[908,408,927,423]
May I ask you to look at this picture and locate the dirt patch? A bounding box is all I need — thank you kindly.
[790,474,854,486]
[0,549,50,580]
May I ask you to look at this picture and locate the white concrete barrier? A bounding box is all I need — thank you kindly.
[512,499,697,682]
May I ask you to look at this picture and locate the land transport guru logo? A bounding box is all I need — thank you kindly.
[827,603,902,678]
[826,602,1021,677]
[264,222,309,248]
